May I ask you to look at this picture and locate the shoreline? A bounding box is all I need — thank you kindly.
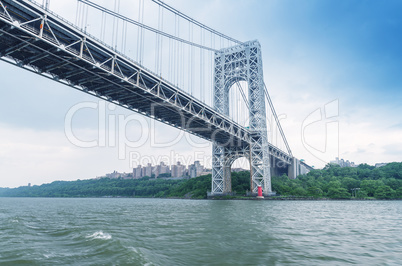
[0,195,401,201]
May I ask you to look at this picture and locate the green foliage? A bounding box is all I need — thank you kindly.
[307,186,323,197]
[327,187,350,199]
[395,187,402,198]
[361,180,384,197]
[0,177,186,198]
[0,162,401,200]
[291,187,307,197]
[167,175,211,198]
[231,171,251,194]
[271,162,402,199]
[356,190,368,198]
[375,185,395,199]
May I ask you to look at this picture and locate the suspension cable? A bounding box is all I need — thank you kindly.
[263,82,292,156]
[151,0,242,45]
[235,81,250,111]
[78,0,219,52]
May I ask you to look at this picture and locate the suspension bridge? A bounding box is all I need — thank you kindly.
[0,0,312,196]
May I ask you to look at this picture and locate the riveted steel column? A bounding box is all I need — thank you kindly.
[211,40,271,196]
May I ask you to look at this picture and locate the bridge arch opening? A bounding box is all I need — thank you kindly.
[226,80,250,128]
[229,156,251,194]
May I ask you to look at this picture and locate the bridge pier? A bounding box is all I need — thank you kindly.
[0,0,313,199]
[287,158,311,179]
[270,156,289,178]
[212,145,249,195]
[211,40,272,196]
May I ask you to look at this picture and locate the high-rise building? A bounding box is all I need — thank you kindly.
[106,170,121,178]
[144,163,153,177]
[330,157,356,168]
[133,165,142,179]
[171,161,186,178]
[187,161,205,178]
[194,161,204,176]
[189,164,197,178]
[155,162,170,178]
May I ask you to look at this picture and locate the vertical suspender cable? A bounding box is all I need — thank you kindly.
[136,0,140,62]
[210,31,213,106]
[115,0,120,50]
[188,20,190,92]
[155,5,160,74]
[111,0,116,47]
[175,15,178,86]
[182,30,185,91]
[190,23,193,95]
[182,31,185,91]
[200,27,203,102]
[80,2,87,30]
[140,0,145,64]
[85,4,89,31]
[173,14,177,85]
[121,20,126,53]
[124,20,128,53]
[75,0,80,26]
[84,4,89,32]
[177,17,181,88]
[160,8,163,77]
[169,38,172,82]
[100,11,104,41]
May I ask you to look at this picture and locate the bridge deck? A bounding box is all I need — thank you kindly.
[0,0,292,164]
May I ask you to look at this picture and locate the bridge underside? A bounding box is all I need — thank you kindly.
[0,0,256,148]
[0,0,305,196]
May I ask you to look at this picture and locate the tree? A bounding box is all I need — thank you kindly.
[341,177,360,191]
[356,190,368,199]
[395,187,402,199]
[291,187,307,197]
[383,178,402,190]
[307,186,323,197]
[361,180,384,197]
[375,185,395,199]
[327,187,350,199]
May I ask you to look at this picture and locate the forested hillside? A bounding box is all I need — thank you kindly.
[0,163,401,199]
[0,177,184,198]
[273,162,402,199]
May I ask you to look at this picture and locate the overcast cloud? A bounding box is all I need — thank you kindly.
[0,0,401,187]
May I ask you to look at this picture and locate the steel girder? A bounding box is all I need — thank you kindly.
[212,41,272,195]
[0,1,293,191]
[0,0,253,147]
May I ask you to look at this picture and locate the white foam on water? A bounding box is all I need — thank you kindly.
[86,231,112,240]
[129,247,154,266]
[43,253,54,259]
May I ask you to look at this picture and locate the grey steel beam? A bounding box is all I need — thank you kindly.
[0,0,292,167]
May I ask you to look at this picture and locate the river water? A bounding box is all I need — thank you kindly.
[0,198,401,265]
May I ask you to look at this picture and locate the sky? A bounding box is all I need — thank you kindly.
[0,0,401,187]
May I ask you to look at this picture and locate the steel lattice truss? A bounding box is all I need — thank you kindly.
[212,41,273,195]
[0,0,253,146]
[0,0,294,193]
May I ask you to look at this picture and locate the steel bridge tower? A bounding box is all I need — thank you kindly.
[212,40,271,196]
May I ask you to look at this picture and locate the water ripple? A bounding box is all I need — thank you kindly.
[0,198,401,265]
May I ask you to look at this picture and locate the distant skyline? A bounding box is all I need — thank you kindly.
[1,0,401,187]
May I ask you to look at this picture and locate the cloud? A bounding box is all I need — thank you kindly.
[390,122,402,129]
[1,0,402,187]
